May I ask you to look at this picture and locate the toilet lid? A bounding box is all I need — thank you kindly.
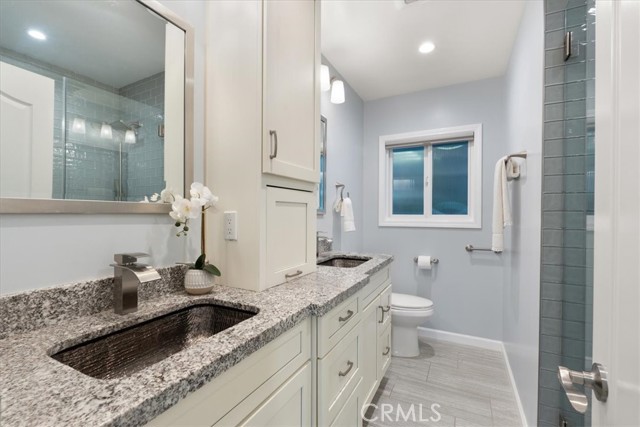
[391,293,434,310]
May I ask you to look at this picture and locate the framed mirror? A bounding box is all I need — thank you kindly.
[318,116,327,214]
[0,0,193,213]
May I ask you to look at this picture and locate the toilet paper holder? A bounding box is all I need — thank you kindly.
[413,257,439,264]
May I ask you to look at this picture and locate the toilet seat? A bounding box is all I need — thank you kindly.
[391,293,434,310]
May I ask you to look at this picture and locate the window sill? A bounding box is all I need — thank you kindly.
[379,217,481,229]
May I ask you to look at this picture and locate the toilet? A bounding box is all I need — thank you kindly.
[391,293,434,357]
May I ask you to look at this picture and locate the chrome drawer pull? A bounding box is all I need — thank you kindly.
[339,310,354,322]
[382,306,390,313]
[339,360,354,377]
[285,270,302,279]
[269,130,278,159]
[383,346,390,356]
[378,306,384,323]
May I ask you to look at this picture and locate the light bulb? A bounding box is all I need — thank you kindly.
[124,129,136,144]
[418,41,435,54]
[330,80,345,104]
[100,123,112,139]
[321,65,331,92]
[27,29,46,41]
[71,118,86,134]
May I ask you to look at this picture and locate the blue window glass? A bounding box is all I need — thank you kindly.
[432,141,468,215]
[392,146,424,215]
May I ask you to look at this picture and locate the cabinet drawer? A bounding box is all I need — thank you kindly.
[330,377,362,427]
[378,323,392,378]
[377,285,392,334]
[359,268,390,309]
[265,186,316,289]
[317,293,360,357]
[146,319,311,426]
[318,324,361,426]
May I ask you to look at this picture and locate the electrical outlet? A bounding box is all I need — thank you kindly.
[224,211,237,241]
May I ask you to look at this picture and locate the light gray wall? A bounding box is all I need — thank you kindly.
[0,1,205,295]
[362,77,507,340]
[318,59,364,253]
[502,2,544,425]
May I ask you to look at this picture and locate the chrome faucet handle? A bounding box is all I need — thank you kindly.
[114,252,150,265]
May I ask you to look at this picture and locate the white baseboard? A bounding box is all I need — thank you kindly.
[417,327,503,351]
[416,327,528,427]
[501,344,529,427]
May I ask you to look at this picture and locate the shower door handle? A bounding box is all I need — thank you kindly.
[557,363,608,414]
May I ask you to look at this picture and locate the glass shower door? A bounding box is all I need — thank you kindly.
[539,0,596,425]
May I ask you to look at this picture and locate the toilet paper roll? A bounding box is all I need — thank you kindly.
[417,256,432,270]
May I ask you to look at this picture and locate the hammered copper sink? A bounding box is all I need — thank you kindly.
[317,256,371,268]
[51,304,257,380]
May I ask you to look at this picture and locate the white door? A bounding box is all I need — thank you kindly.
[592,1,640,425]
[0,61,54,199]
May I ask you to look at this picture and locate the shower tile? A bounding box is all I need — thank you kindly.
[544,157,564,175]
[546,0,570,14]
[545,65,565,85]
[566,5,588,27]
[564,266,587,285]
[541,300,562,319]
[542,194,565,211]
[542,282,563,300]
[562,301,586,322]
[564,100,587,119]
[542,265,563,283]
[544,121,564,140]
[538,367,561,390]
[545,29,566,50]
[565,62,587,82]
[544,84,564,104]
[541,318,563,336]
[545,11,565,32]
[544,103,564,122]
[543,176,564,194]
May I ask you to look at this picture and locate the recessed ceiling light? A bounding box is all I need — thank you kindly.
[418,41,435,54]
[27,29,47,41]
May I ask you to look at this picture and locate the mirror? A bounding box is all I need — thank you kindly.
[318,116,327,214]
[0,0,193,213]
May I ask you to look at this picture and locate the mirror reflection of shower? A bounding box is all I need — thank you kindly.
[110,120,143,201]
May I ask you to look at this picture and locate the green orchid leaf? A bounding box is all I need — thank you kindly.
[203,264,222,276]
[195,253,206,269]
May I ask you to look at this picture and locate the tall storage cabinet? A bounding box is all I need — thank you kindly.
[206,0,319,292]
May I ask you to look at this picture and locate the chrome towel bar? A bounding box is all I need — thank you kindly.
[465,245,502,254]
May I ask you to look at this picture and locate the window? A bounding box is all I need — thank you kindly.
[378,124,482,228]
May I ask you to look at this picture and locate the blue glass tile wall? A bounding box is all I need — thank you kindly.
[539,0,595,426]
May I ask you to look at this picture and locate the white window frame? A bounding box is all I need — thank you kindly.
[378,124,482,229]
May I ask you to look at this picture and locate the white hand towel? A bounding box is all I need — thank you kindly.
[341,197,356,232]
[506,158,521,181]
[334,197,343,213]
[492,156,512,252]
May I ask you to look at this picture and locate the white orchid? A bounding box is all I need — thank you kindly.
[150,193,159,202]
[190,182,218,209]
[159,188,177,203]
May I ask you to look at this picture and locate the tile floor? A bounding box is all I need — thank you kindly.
[364,337,522,427]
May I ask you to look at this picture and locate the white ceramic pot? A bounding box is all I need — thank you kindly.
[184,269,215,295]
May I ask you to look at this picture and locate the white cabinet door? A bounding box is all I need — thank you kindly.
[262,0,319,183]
[237,363,312,427]
[360,299,379,410]
[265,187,316,287]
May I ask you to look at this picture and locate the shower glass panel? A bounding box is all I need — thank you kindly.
[539,0,595,426]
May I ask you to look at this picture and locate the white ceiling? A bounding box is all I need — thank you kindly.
[0,0,166,89]
[321,0,526,101]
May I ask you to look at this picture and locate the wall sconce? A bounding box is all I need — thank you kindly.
[321,65,331,92]
[330,78,345,104]
[124,129,136,144]
[321,63,346,105]
[100,123,113,139]
[71,118,86,134]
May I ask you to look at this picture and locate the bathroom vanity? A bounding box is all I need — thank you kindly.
[0,253,392,427]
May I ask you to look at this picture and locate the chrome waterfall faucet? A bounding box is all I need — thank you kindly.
[110,253,161,315]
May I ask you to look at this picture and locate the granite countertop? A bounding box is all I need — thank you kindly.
[0,252,392,427]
